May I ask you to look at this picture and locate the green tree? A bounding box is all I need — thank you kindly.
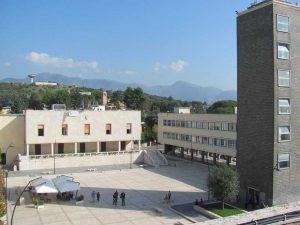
[208,166,239,210]
[55,89,71,108]
[10,99,22,114]
[207,100,237,114]
[70,89,83,109]
[124,87,145,110]
[28,92,43,110]
[110,90,124,108]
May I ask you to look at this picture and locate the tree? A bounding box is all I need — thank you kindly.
[10,99,22,114]
[28,92,43,110]
[207,100,237,114]
[207,165,239,210]
[123,87,145,110]
[70,89,83,109]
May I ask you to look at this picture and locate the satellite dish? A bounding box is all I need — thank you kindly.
[28,74,36,83]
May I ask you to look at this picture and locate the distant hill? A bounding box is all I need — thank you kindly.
[0,73,236,103]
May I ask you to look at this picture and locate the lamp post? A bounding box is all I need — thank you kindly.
[11,179,35,225]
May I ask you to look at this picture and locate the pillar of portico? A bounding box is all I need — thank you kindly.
[213,153,217,165]
[74,142,78,154]
[118,141,121,152]
[97,142,100,153]
[26,144,29,156]
[138,140,141,151]
[51,143,54,155]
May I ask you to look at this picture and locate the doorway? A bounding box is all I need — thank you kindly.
[101,142,106,152]
[247,187,260,209]
[35,144,41,155]
[58,143,64,154]
[121,141,126,151]
[80,143,85,153]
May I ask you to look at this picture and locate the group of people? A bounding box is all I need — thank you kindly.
[195,198,204,206]
[164,191,172,201]
[113,190,126,206]
[91,190,101,202]
[90,190,126,206]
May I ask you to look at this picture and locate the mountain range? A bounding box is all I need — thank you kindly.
[0,73,236,103]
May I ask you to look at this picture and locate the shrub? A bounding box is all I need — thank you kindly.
[33,197,44,206]
[75,195,84,201]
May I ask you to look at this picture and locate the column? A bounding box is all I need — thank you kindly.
[74,142,77,154]
[138,140,141,151]
[26,144,29,156]
[213,153,217,165]
[201,151,205,162]
[226,156,231,166]
[51,143,54,155]
[118,141,121,152]
[97,142,100,153]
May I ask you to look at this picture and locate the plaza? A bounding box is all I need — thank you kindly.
[6,159,209,225]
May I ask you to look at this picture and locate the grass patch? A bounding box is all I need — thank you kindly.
[202,202,243,217]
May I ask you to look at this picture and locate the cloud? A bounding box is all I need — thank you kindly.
[25,52,99,72]
[123,70,137,75]
[3,62,11,67]
[154,60,188,73]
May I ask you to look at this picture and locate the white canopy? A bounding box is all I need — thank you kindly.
[30,177,58,194]
[52,175,80,193]
[54,180,80,193]
[52,175,73,184]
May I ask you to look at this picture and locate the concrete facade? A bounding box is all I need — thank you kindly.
[158,110,236,164]
[0,110,141,167]
[237,0,300,206]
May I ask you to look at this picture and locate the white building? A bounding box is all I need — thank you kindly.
[0,109,141,168]
[158,107,237,165]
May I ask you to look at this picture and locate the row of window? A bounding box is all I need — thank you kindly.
[162,132,236,149]
[37,123,132,136]
[163,120,236,132]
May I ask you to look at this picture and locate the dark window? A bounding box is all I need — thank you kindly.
[106,123,112,134]
[38,125,44,136]
[62,124,68,135]
[126,123,132,134]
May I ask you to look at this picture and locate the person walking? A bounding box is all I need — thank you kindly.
[91,190,96,203]
[120,191,126,206]
[97,192,100,202]
[113,190,118,205]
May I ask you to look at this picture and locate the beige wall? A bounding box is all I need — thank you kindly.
[25,110,141,144]
[158,113,237,157]
[0,115,25,164]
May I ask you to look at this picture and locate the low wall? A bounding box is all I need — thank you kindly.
[18,151,141,170]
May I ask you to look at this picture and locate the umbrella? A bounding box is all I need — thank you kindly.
[52,175,73,184]
[30,177,58,194]
[54,180,80,193]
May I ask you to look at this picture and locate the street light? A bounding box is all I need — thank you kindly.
[11,178,35,225]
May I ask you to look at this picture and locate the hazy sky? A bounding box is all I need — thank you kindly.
[0,0,293,90]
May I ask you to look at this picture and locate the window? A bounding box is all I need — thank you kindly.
[163,120,167,126]
[126,123,132,134]
[221,122,228,131]
[38,125,44,136]
[279,98,291,114]
[278,126,290,142]
[228,140,236,149]
[106,123,112,134]
[214,122,221,130]
[62,124,68,135]
[202,137,208,145]
[228,123,236,132]
[278,43,290,60]
[278,70,290,87]
[278,153,291,169]
[277,15,289,32]
[209,122,214,130]
[84,124,90,135]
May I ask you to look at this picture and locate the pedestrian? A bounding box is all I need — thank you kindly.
[97,192,100,202]
[120,191,126,206]
[113,190,118,205]
[167,191,171,200]
[91,190,96,203]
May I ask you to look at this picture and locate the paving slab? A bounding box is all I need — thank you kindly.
[7,160,209,225]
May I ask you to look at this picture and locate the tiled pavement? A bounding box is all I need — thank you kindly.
[7,160,209,225]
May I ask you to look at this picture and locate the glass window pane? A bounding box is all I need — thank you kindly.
[278,70,290,87]
[277,15,289,32]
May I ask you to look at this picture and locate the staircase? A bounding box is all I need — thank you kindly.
[143,150,168,167]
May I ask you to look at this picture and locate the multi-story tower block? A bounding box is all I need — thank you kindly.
[237,0,300,206]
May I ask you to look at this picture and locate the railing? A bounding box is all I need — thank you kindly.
[239,210,300,225]
[28,150,140,159]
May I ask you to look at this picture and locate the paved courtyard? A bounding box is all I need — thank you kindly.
[7,160,209,225]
